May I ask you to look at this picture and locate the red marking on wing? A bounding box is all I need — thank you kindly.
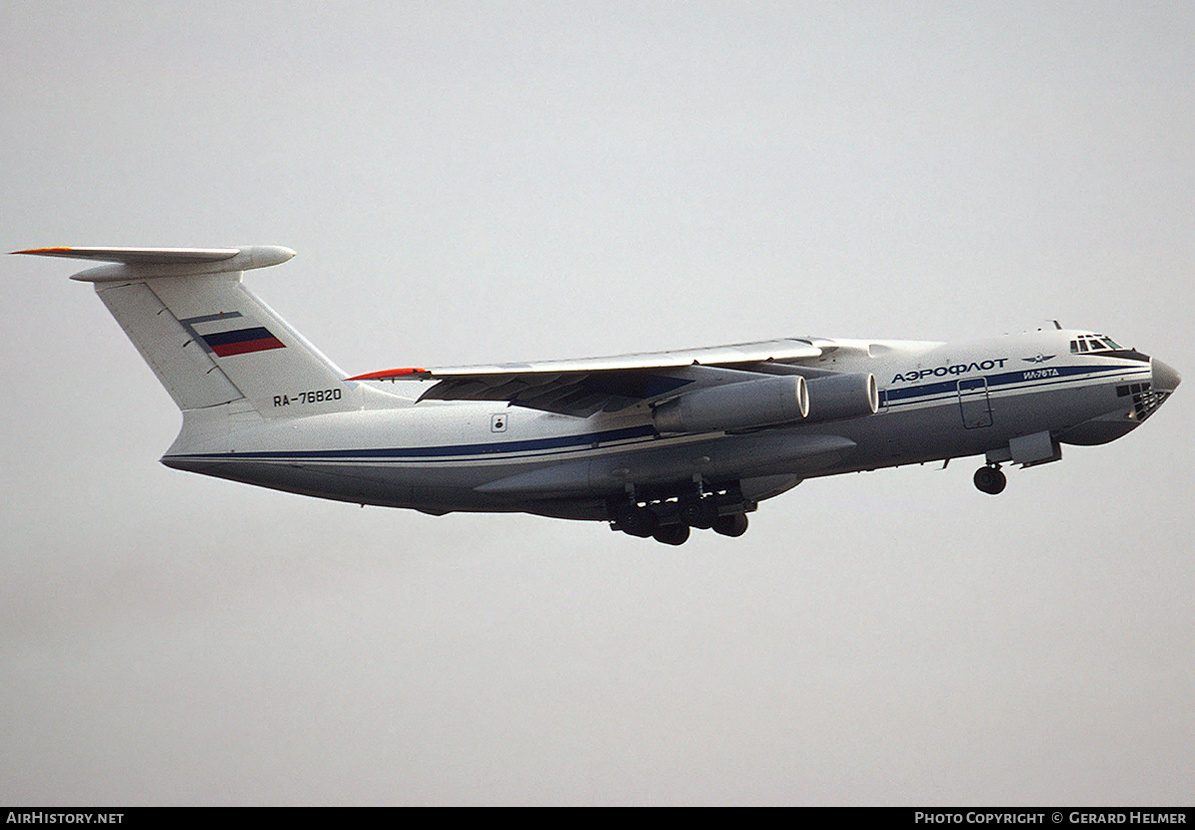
[346,367,430,381]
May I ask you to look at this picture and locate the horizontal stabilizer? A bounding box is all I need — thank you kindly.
[14,246,295,281]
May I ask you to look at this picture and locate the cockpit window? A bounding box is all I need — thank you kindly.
[1071,334,1124,354]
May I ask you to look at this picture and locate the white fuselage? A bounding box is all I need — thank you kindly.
[161,328,1169,521]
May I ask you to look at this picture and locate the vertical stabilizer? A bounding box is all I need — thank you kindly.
[19,246,362,417]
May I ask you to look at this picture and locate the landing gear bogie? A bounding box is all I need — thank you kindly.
[609,485,754,544]
[615,512,747,544]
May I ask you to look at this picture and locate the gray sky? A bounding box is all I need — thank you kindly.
[2,1,1192,806]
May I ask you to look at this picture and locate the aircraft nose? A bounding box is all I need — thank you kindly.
[1152,357,1181,393]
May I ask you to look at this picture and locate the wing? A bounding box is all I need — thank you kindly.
[347,338,829,417]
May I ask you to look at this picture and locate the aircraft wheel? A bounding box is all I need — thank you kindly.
[616,504,659,538]
[973,465,1006,495]
[653,524,691,546]
[679,498,716,529]
[712,513,749,537]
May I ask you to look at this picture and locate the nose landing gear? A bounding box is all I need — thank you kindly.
[973,463,1006,495]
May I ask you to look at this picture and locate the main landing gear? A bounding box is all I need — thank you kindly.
[609,484,754,545]
[973,463,1006,495]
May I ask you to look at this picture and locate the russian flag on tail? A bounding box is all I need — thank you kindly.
[201,326,286,357]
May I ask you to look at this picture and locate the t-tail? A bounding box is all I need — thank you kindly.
[17,246,369,418]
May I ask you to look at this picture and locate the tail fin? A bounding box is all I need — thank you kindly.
[19,246,360,417]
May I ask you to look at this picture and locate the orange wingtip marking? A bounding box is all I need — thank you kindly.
[346,368,429,381]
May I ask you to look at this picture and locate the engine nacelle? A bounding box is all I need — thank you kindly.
[804,372,878,423]
[653,376,809,434]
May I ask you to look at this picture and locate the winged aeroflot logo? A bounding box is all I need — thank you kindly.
[1022,354,1057,364]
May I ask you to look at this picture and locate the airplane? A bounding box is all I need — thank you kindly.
[19,245,1181,545]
